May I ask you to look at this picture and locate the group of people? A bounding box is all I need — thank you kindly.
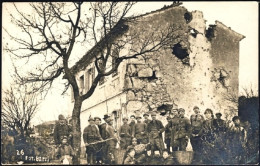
[53,106,248,165]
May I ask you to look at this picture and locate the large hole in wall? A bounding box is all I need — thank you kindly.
[172,43,190,65]
[184,12,192,24]
[206,25,216,41]
[157,104,173,116]
[172,43,189,59]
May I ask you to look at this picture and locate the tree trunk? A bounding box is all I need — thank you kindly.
[71,98,82,165]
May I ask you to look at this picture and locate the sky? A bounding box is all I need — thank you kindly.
[2,2,258,125]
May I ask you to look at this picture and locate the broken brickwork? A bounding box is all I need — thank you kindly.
[123,7,244,124]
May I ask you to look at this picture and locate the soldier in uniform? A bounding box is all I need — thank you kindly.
[83,117,103,165]
[105,118,118,164]
[164,116,172,154]
[190,106,204,164]
[119,117,132,149]
[129,115,136,138]
[143,113,151,125]
[147,112,165,157]
[170,108,191,151]
[53,114,72,146]
[133,115,148,144]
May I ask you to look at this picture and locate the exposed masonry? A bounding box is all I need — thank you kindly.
[122,9,243,123]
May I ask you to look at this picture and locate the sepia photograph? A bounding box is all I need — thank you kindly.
[1,1,259,165]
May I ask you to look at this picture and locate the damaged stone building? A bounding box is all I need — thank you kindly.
[68,4,244,147]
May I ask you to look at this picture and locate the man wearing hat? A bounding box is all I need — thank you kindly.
[83,117,103,164]
[100,114,110,139]
[99,114,110,164]
[133,114,148,144]
[143,113,151,125]
[213,113,226,133]
[147,112,165,157]
[189,106,204,163]
[228,116,247,164]
[171,108,191,151]
[94,117,102,164]
[164,116,172,154]
[119,117,132,149]
[105,118,118,164]
[53,114,72,146]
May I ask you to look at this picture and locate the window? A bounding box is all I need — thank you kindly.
[85,67,95,91]
[79,75,84,95]
[98,60,105,85]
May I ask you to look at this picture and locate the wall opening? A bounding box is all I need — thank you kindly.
[172,43,189,60]
[157,104,173,116]
[184,12,192,24]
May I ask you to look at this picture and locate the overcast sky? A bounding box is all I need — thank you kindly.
[2,2,258,125]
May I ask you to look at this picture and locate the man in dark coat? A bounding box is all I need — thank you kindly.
[213,113,226,133]
[129,115,136,138]
[119,117,132,149]
[164,116,172,154]
[171,108,191,151]
[133,115,148,144]
[147,112,165,156]
[228,116,247,164]
[94,117,103,164]
[53,114,72,146]
[83,117,103,165]
[190,106,204,164]
[99,114,110,164]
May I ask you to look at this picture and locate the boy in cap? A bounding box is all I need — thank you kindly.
[57,136,75,164]
[133,114,148,144]
[83,117,103,164]
[119,117,132,149]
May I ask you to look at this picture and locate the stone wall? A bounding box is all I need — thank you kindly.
[123,6,243,125]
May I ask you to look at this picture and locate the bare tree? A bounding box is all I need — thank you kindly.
[3,2,183,163]
[1,85,40,139]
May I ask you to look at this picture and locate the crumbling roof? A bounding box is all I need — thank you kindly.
[125,2,183,20]
[214,21,245,41]
[69,2,184,74]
